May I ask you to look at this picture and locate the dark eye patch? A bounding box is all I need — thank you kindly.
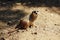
[32,11,39,14]
[33,11,36,13]
[34,12,37,14]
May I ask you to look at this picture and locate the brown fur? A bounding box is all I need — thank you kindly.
[15,20,29,29]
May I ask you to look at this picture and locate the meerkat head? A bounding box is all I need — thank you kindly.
[32,11,39,14]
[32,11,39,17]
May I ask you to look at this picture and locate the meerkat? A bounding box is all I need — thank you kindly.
[8,11,38,34]
[29,11,38,27]
[15,11,38,29]
[15,20,29,29]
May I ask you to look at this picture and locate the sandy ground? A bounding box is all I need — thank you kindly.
[0,3,60,40]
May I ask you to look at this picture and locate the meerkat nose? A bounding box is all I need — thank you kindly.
[35,13,37,14]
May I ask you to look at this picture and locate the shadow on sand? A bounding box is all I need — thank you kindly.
[0,0,60,7]
[0,0,60,25]
[0,10,28,24]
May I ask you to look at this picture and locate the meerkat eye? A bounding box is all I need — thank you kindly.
[34,11,37,14]
[32,11,36,13]
[34,11,36,13]
[37,11,39,12]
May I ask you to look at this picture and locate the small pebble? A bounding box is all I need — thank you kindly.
[54,24,60,26]
[54,24,57,25]
[43,28,45,30]
[45,9,48,11]
[34,32,37,35]
[31,32,37,35]
[35,26,37,28]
